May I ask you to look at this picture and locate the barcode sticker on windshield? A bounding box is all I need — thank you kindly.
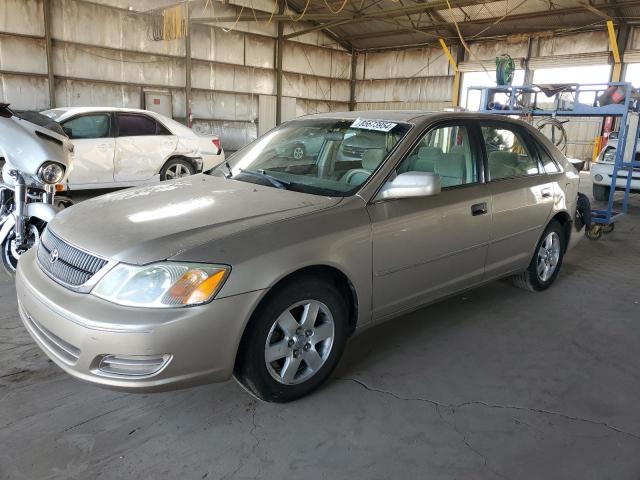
[350,118,397,132]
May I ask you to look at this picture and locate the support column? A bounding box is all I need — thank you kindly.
[349,49,357,111]
[275,2,284,125]
[43,0,55,109]
[522,36,538,108]
[453,42,464,108]
[608,20,630,82]
[438,39,460,107]
[185,1,192,126]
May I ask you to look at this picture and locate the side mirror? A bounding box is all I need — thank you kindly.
[376,171,441,201]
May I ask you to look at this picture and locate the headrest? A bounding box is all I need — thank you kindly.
[489,150,518,165]
[362,149,385,170]
[439,153,465,177]
[418,146,443,160]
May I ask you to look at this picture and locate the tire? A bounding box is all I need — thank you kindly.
[2,222,42,276]
[159,158,196,181]
[291,144,306,160]
[593,184,610,202]
[511,220,564,292]
[234,276,349,402]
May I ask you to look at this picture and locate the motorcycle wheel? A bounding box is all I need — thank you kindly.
[2,222,42,276]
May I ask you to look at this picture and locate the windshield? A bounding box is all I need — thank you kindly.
[17,110,67,137]
[212,118,411,197]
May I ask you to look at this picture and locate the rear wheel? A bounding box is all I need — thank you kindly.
[593,184,610,202]
[160,158,196,181]
[511,220,564,292]
[234,277,348,402]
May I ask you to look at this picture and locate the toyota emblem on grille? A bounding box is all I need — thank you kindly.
[49,249,59,264]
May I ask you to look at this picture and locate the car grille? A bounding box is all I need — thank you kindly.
[19,301,81,365]
[37,228,107,287]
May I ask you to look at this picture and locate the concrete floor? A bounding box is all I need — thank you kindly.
[1,174,639,480]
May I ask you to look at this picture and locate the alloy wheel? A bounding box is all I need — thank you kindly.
[165,163,191,179]
[536,231,560,282]
[264,300,335,385]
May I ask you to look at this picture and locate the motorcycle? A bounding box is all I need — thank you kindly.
[0,103,74,275]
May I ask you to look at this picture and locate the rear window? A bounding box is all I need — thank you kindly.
[117,113,160,137]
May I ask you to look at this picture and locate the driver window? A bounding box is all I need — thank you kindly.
[397,124,477,188]
[62,114,110,140]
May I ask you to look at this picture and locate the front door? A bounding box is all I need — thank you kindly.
[61,113,115,188]
[479,122,555,279]
[368,122,492,321]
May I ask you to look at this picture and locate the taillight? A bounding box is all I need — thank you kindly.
[212,138,221,152]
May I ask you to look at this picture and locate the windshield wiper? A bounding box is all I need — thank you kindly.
[238,169,290,190]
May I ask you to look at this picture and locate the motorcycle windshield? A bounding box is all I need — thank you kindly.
[14,111,68,138]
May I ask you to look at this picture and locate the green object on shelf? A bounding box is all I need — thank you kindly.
[496,54,515,86]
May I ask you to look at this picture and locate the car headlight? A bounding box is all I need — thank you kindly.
[601,148,616,164]
[38,162,65,184]
[92,262,230,308]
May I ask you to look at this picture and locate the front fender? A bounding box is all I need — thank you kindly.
[27,202,60,223]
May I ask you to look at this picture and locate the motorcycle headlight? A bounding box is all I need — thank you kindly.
[92,262,230,308]
[38,162,65,184]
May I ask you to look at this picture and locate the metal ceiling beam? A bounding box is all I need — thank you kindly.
[577,0,611,19]
[343,0,640,42]
[192,0,489,24]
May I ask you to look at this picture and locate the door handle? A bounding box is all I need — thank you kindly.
[96,143,109,151]
[541,187,552,198]
[471,202,488,216]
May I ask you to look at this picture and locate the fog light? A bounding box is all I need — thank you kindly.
[595,174,604,182]
[97,354,171,377]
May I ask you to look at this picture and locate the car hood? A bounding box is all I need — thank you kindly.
[49,175,341,264]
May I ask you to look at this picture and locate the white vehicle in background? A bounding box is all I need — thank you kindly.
[591,135,640,201]
[42,107,224,190]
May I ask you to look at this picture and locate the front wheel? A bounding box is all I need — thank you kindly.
[234,277,349,402]
[2,222,42,276]
[511,220,564,292]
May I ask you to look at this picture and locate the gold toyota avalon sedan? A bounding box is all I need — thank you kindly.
[15,111,583,402]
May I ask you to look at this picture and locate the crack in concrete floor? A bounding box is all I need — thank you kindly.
[336,377,640,441]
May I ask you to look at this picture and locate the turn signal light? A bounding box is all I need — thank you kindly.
[212,138,221,153]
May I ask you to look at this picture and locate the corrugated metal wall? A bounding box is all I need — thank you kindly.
[354,46,456,109]
[0,0,349,150]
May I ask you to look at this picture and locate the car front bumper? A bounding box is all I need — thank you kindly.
[590,162,640,191]
[15,249,263,392]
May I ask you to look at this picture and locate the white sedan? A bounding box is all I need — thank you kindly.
[42,107,224,190]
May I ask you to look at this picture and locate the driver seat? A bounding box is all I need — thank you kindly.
[341,149,385,186]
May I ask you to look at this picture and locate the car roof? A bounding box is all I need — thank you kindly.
[46,107,168,120]
[300,110,535,126]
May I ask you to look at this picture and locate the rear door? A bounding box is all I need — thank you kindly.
[478,121,554,280]
[367,120,492,320]
[60,113,115,188]
[114,112,177,183]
